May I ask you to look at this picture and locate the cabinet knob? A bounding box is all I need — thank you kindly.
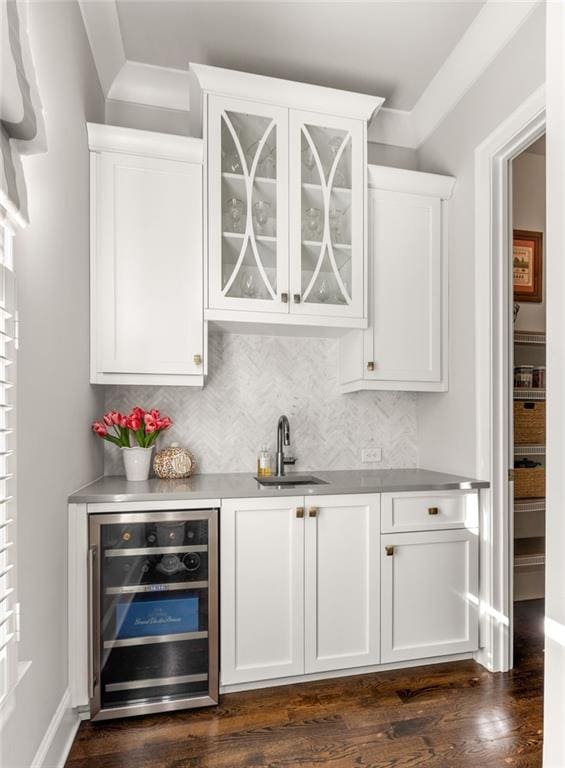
[281,292,289,303]
[309,507,319,517]
[367,361,375,372]
[428,507,439,516]
[296,507,304,519]
[385,545,394,557]
[193,354,202,366]
[293,294,301,304]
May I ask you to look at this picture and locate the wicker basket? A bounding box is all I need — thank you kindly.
[514,467,545,499]
[514,401,545,444]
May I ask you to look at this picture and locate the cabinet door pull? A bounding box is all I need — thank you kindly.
[428,507,439,516]
[385,545,394,557]
[281,292,289,303]
[193,354,202,366]
[293,294,301,304]
[367,361,375,372]
[296,507,304,518]
[309,507,319,517]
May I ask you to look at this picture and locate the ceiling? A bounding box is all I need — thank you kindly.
[115,1,485,111]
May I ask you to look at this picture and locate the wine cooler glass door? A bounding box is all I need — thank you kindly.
[89,509,218,720]
[208,95,289,313]
[290,111,364,319]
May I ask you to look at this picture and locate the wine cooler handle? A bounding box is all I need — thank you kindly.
[88,544,98,700]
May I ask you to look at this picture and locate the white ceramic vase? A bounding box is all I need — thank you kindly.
[122,446,153,482]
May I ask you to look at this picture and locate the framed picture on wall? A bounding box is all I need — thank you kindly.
[513,230,543,303]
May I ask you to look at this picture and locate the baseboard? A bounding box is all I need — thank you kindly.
[31,689,80,768]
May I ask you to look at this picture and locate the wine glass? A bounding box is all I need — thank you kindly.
[329,208,343,242]
[328,135,347,187]
[241,270,256,298]
[253,201,271,234]
[260,149,276,179]
[302,144,317,174]
[225,197,244,233]
[304,207,322,240]
[316,279,329,303]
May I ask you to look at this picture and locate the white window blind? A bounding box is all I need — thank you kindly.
[0,214,16,704]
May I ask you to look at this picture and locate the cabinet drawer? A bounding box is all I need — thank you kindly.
[381,491,479,533]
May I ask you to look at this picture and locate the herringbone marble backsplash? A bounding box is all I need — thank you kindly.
[104,333,418,475]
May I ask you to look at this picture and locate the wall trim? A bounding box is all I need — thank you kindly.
[30,689,79,768]
[474,84,545,673]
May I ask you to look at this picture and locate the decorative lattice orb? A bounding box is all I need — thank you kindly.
[153,444,196,479]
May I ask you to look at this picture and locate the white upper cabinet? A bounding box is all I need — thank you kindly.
[339,165,455,392]
[190,63,383,333]
[88,124,206,386]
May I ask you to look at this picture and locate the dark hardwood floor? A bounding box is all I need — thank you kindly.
[66,600,544,768]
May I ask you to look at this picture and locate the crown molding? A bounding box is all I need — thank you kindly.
[369,0,542,148]
[81,0,542,150]
[367,164,455,199]
[87,122,203,164]
[189,62,384,122]
[108,61,191,112]
[78,0,125,96]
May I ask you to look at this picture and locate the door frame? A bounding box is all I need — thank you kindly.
[474,84,545,672]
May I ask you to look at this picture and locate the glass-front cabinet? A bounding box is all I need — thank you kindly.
[208,96,288,313]
[290,111,364,319]
[197,64,383,329]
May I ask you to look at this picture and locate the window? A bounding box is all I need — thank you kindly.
[0,212,17,704]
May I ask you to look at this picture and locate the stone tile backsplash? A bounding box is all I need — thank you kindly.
[104,333,418,475]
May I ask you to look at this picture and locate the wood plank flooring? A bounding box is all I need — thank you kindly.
[66,600,544,768]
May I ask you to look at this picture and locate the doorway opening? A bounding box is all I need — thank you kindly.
[511,134,546,660]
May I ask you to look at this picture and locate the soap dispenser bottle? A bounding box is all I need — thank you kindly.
[257,447,272,478]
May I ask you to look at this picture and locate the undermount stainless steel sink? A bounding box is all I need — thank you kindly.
[254,474,328,487]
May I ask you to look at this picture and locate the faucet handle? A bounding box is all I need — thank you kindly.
[283,456,297,465]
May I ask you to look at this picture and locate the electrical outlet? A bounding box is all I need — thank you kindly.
[362,447,382,463]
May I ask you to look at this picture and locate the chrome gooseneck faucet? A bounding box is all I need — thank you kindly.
[276,415,291,476]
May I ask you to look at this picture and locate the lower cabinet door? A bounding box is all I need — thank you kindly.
[381,529,479,663]
[305,494,380,673]
[220,497,305,685]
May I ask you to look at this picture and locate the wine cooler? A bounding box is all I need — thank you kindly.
[88,509,218,720]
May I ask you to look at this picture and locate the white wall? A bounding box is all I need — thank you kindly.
[416,4,545,477]
[512,150,546,332]
[1,3,104,767]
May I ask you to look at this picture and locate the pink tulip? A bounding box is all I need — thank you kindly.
[103,412,114,426]
[150,409,161,420]
[158,416,172,430]
[118,414,127,428]
[127,414,142,431]
[92,421,107,437]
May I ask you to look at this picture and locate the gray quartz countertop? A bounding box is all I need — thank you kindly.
[69,468,488,504]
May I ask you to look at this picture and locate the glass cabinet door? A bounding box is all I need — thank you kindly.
[208,96,289,313]
[290,111,364,319]
[89,510,218,719]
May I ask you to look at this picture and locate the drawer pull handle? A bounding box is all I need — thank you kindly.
[428,507,439,516]
[309,507,319,517]
[281,292,289,303]
[296,507,304,519]
[294,294,301,304]
[367,361,375,372]
[385,545,394,557]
